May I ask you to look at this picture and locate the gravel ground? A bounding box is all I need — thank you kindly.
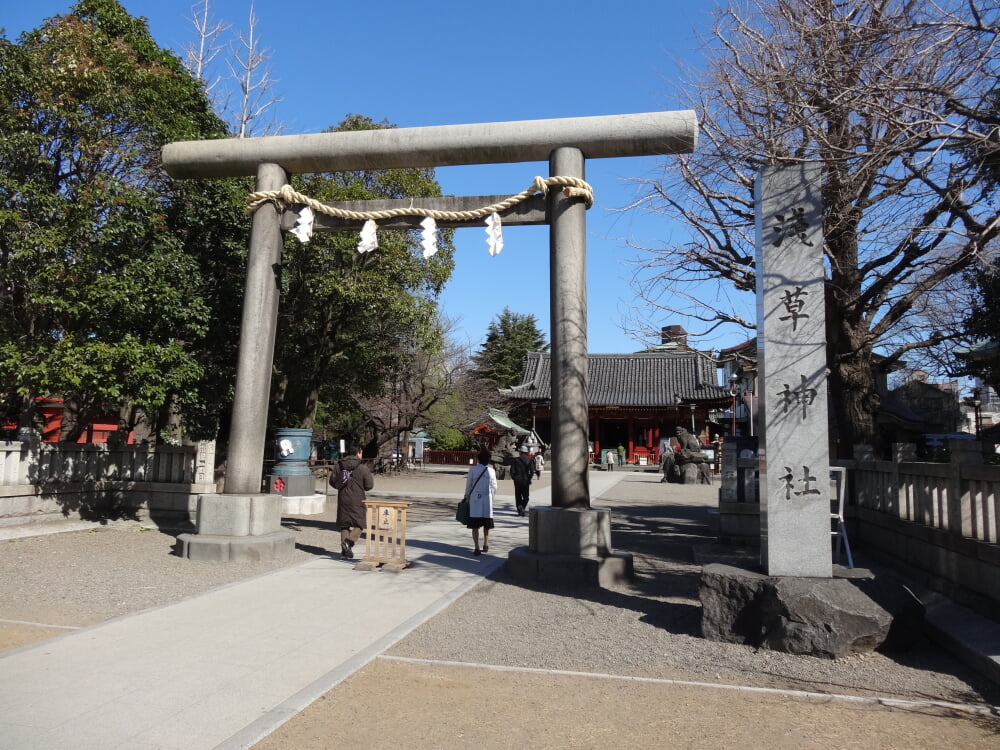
[387,474,1000,707]
[2,467,999,738]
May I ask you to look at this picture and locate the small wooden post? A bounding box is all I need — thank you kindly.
[356,501,411,571]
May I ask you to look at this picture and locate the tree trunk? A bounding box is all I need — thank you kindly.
[17,389,37,433]
[58,397,85,443]
[827,333,876,458]
[300,387,318,429]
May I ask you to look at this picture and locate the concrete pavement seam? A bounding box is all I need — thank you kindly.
[378,655,1000,718]
[0,618,80,630]
[212,554,508,750]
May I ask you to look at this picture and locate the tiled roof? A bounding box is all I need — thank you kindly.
[718,337,757,357]
[503,351,731,407]
[463,408,532,435]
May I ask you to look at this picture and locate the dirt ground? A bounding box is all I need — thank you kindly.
[0,620,79,653]
[251,658,1000,750]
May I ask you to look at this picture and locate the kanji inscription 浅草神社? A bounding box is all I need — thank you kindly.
[755,163,832,578]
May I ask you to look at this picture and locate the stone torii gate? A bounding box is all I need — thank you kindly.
[163,111,697,571]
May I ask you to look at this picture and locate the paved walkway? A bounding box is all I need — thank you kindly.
[0,469,626,750]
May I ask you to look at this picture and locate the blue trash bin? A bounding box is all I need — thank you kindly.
[271,428,314,496]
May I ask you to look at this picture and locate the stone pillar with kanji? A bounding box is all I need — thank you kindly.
[754,163,832,578]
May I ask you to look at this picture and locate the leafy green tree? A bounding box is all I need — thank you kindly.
[475,308,549,389]
[270,114,457,440]
[161,175,250,442]
[632,0,1000,456]
[0,0,244,441]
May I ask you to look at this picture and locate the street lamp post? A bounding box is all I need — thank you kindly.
[676,393,698,439]
[972,387,983,438]
[729,373,755,438]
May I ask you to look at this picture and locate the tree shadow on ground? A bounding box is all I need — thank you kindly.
[479,500,718,638]
[594,500,1000,706]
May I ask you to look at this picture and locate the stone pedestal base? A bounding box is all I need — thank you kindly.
[507,507,633,588]
[281,494,326,516]
[177,493,296,562]
[178,531,296,562]
[269,474,315,497]
[716,501,761,544]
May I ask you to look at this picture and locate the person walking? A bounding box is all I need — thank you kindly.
[509,444,534,516]
[330,442,374,559]
[533,446,545,479]
[465,449,497,555]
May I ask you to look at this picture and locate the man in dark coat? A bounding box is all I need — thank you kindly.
[330,443,374,558]
[509,444,534,516]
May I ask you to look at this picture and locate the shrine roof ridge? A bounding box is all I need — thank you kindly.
[505,351,731,407]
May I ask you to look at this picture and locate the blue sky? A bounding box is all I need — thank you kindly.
[4,0,747,356]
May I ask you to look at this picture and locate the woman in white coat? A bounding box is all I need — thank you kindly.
[465,449,498,555]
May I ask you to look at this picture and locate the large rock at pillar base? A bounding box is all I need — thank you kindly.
[837,567,926,653]
[700,564,771,644]
[760,577,892,657]
[700,563,893,658]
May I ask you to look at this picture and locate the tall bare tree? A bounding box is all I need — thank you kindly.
[227,1,280,138]
[632,0,1000,455]
[354,315,491,456]
[183,0,228,94]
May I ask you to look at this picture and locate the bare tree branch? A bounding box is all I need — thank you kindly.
[183,0,228,94]
[629,0,1000,452]
[226,2,281,138]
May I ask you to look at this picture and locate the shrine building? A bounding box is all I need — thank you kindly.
[503,326,732,465]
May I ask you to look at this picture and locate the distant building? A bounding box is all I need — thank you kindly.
[717,338,759,439]
[717,336,935,456]
[502,326,731,463]
[889,371,964,436]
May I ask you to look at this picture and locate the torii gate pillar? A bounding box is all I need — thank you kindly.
[506,147,635,587]
[548,147,590,510]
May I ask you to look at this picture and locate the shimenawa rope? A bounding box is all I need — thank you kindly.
[245,175,594,221]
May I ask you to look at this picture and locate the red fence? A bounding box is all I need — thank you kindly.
[423,450,477,465]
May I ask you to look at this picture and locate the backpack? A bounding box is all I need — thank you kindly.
[332,467,353,490]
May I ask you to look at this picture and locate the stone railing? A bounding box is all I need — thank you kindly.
[840,441,1000,613]
[0,440,215,486]
[843,441,1000,545]
[0,440,217,527]
[715,439,1000,612]
[0,441,28,486]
